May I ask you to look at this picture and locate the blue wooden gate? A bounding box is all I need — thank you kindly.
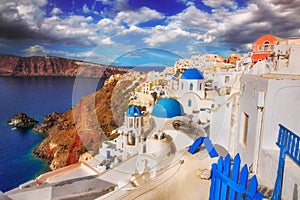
[272,124,300,200]
[209,154,265,200]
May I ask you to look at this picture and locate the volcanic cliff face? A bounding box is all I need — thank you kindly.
[33,72,146,170]
[0,54,128,77]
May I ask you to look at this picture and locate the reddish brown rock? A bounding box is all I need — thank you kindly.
[33,72,146,170]
[0,54,128,77]
[33,74,124,170]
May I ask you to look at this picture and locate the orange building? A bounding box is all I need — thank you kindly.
[222,54,241,64]
[252,34,284,65]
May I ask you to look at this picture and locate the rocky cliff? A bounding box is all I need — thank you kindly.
[0,54,128,77]
[33,71,146,170]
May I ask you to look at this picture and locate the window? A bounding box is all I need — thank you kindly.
[258,45,262,51]
[264,45,269,51]
[270,45,274,51]
[181,82,184,90]
[225,76,230,83]
[199,83,202,90]
[188,99,192,107]
[190,83,193,90]
[242,112,249,145]
[264,41,270,52]
[129,118,133,128]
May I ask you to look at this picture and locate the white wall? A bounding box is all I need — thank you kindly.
[261,79,300,149]
[235,75,268,168]
[236,75,300,200]
[213,71,238,88]
[180,93,212,123]
[249,60,272,75]
[180,92,202,116]
[210,96,232,151]
[272,44,300,75]
[178,79,205,98]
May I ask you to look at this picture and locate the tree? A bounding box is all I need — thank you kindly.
[151,91,158,104]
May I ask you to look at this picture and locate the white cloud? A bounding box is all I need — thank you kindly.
[101,37,114,45]
[121,25,147,35]
[97,18,124,34]
[144,24,198,47]
[116,7,164,26]
[83,4,90,14]
[169,6,215,31]
[11,0,47,7]
[41,15,101,46]
[94,0,129,7]
[142,6,214,47]
[50,7,63,15]
[15,2,45,29]
[23,45,47,56]
[202,0,237,9]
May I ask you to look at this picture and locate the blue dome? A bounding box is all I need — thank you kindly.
[126,105,141,117]
[181,68,204,80]
[151,98,183,118]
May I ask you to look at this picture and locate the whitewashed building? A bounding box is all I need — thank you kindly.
[235,74,300,200]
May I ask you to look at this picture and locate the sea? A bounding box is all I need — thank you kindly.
[0,76,106,192]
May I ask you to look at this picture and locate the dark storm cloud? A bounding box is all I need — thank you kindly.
[0,1,51,41]
[0,17,52,41]
[0,1,101,46]
[214,0,300,52]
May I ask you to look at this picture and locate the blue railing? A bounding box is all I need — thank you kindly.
[272,125,300,200]
[209,154,264,200]
[276,124,300,166]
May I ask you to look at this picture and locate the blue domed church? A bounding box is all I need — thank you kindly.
[151,98,183,118]
[171,68,210,123]
[178,68,205,98]
[151,98,184,129]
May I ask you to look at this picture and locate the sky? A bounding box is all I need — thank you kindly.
[0,0,299,66]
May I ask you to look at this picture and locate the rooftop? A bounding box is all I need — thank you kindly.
[181,68,204,80]
[126,105,142,117]
[151,98,183,118]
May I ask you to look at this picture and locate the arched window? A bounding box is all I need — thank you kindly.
[188,99,192,107]
[264,41,270,52]
[199,83,202,90]
[190,83,193,90]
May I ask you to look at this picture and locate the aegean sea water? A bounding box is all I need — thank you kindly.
[0,76,105,192]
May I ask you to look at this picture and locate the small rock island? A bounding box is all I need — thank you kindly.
[7,112,39,128]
